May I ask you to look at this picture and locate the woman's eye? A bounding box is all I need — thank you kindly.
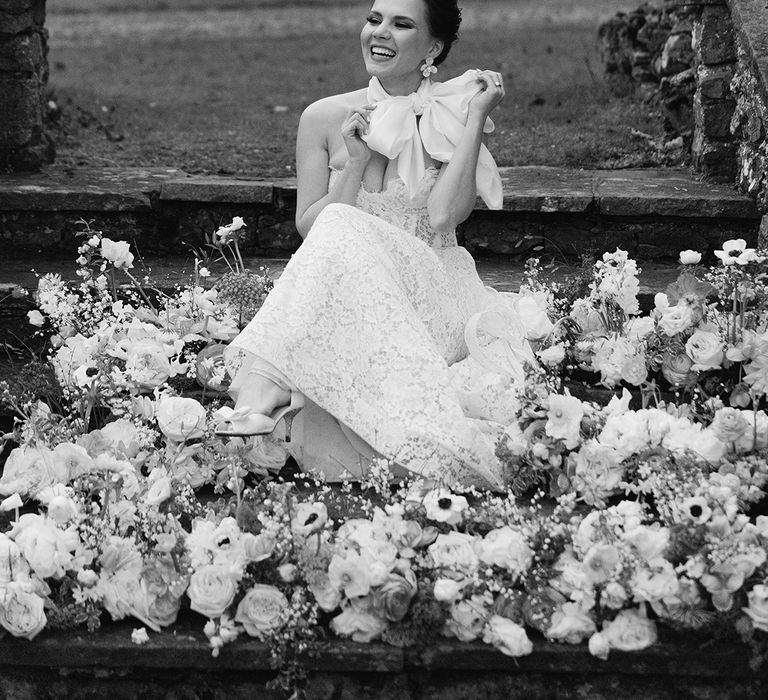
[366,15,380,24]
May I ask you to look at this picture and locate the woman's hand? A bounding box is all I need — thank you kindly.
[341,104,376,163]
[468,70,505,122]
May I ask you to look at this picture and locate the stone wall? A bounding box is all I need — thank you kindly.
[0,0,53,172]
[690,0,739,181]
[727,0,768,245]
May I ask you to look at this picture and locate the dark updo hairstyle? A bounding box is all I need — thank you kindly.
[422,0,462,66]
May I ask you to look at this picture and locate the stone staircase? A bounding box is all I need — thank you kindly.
[0,164,762,343]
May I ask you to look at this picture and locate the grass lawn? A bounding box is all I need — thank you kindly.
[45,0,670,178]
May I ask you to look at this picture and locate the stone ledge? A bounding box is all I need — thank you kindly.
[0,620,763,680]
[0,166,759,220]
[159,176,279,205]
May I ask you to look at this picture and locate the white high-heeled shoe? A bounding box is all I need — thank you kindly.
[213,366,305,439]
[213,391,305,438]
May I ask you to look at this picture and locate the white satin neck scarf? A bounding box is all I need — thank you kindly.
[362,69,503,210]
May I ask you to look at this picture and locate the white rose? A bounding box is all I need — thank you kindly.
[547,602,596,644]
[658,305,694,336]
[124,341,172,391]
[188,564,238,618]
[0,445,67,498]
[242,533,276,563]
[685,328,724,371]
[330,606,386,643]
[100,238,134,269]
[515,293,554,341]
[428,531,479,574]
[235,584,288,637]
[537,343,566,365]
[482,615,533,657]
[679,250,702,265]
[156,396,207,442]
[0,583,47,640]
[601,607,657,651]
[475,526,532,575]
[631,560,679,604]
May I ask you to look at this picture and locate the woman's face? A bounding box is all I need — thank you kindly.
[360,0,440,84]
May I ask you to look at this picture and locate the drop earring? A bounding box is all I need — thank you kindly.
[420,56,437,78]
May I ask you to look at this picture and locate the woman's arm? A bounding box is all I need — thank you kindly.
[294,99,375,238]
[427,71,505,233]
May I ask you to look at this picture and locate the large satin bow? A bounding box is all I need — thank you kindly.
[362,70,503,210]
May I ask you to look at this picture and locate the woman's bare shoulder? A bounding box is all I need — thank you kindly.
[300,89,369,124]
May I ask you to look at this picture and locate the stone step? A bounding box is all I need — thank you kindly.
[0,166,762,260]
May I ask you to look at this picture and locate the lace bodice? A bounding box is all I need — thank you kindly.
[329,167,457,248]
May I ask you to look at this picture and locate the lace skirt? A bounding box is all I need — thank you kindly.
[225,203,508,490]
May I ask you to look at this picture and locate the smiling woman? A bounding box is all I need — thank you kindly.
[218,0,528,488]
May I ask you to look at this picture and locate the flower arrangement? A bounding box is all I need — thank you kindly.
[1,226,768,695]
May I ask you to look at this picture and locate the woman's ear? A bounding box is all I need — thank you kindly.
[429,40,444,61]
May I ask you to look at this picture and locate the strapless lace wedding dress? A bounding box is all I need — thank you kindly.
[225,168,516,490]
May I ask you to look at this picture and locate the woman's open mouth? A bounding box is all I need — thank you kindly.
[370,46,396,61]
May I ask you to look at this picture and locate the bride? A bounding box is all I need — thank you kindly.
[219,0,527,490]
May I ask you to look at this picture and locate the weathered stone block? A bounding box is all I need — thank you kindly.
[694,89,736,138]
[660,32,693,75]
[0,8,34,34]
[759,214,768,250]
[0,33,43,75]
[697,63,734,100]
[692,7,736,64]
[692,130,738,180]
[0,76,42,148]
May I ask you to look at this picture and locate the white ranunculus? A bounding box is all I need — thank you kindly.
[601,608,657,651]
[744,584,768,633]
[433,577,464,603]
[235,584,288,637]
[46,495,78,525]
[482,615,533,657]
[156,396,207,442]
[588,631,610,660]
[307,570,342,613]
[623,525,669,562]
[445,595,489,642]
[685,328,724,371]
[100,238,134,269]
[475,526,532,575]
[145,475,172,507]
[27,310,44,327]
[0,582,47,639]
[678,250,702,265]
[188,564,238,618]
[124,340,172,391]
[330,606,386,643]
[11,513,78,579]
[547,602,596,644]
